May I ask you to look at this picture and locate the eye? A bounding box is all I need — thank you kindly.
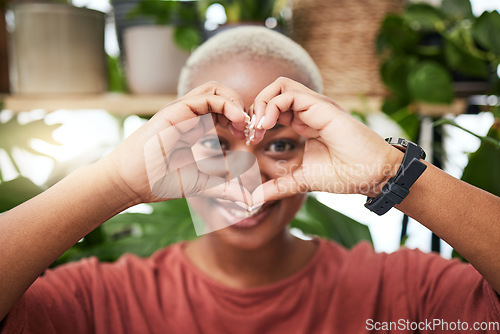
[199,136,229,151]
[265,139,296,154]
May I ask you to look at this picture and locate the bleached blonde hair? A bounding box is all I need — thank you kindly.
[177,26,323,97]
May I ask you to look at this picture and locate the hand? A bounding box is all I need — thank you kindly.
[250,77,402,202]
[101,82,253,205]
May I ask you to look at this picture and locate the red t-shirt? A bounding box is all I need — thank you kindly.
[2,239,499,333]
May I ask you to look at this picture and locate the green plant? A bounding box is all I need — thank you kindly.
[377,0,500,140]
[0,115,62,212]
[199,0,275,23]
[52,195,372,266]
[128,0,203,51]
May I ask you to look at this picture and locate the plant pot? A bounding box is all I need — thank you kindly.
[8,3,107,94]
[123,25,189,94]
[111,0,155,59]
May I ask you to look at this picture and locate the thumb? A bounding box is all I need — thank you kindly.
[252,171,310,203]
[197,175,253,207]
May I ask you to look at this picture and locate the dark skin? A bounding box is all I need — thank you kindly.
[1,57,499,322]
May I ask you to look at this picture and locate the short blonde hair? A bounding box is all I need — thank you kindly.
[177,26,323,96]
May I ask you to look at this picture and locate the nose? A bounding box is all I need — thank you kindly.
[226,143,271,195]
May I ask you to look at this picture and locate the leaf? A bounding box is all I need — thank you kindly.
[377,15,420,54]
[408,61,454,104]
[106,54,128,93]
[380,56,417,101]
[472,11,500,54]
[0,177,44,213]
[174,26,201,52]
[403,3,445,30]
[52,199,197,266]
[441,0,474,21]
[290,196,372,249]
[434,118,500,148]
[461,122,500,197]
[444,35,489,78]
[0,118,62,154]
[382,100,421,141]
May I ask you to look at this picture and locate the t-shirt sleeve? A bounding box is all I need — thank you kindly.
[1,258,98,334]
[390,247,500,325]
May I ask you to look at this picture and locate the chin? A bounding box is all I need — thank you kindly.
[187,194,306,250]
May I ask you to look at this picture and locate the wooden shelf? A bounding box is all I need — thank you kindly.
[2,93,178,116]
[1,93,469,117]
[3,93,386,115]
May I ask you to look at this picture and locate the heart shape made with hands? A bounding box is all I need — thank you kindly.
[144,113,266,204]
[143,78,396,232]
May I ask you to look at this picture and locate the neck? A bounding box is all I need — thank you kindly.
[185,230,316,288]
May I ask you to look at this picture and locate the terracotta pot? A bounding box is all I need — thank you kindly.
[8,3,107,94]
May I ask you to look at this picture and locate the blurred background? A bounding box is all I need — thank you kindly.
[0,0,499,266]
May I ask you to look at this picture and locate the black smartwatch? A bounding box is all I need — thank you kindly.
[365,137,427,215]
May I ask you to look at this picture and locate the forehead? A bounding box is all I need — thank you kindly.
[189,57,307,106]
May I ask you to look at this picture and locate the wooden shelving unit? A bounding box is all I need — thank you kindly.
[2,94,386,116]
[3,93,178,116]
[2,93,470,116]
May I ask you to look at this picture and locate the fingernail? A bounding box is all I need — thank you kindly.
[249,115,256,129]
[242,112,250,123]
[256,116,266,129]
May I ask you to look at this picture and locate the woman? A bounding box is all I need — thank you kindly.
[1,27,499,333]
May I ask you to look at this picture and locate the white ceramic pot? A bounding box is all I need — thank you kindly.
[123,25,189,94]
[8,3,106,94]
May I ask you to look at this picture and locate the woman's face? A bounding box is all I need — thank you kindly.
[187,57,308,250]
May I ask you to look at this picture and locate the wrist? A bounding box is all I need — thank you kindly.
[90,158,142,210]
[367,145,404,198]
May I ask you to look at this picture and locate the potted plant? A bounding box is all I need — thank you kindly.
[121,0,202,94]
[8,2,107,94]
[198,0,289,38]
[376,0,500,140]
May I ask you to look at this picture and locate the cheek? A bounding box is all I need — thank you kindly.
[260,154,304,180]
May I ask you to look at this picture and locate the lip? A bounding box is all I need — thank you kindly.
[214,200,278,229]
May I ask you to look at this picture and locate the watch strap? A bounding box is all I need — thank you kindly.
[365,138,427,215]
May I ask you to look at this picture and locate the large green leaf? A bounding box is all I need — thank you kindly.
[0,117,62,158]
[377,15,420,54]
[403,3,445,30]
[461,122,500,197]
[381,100,421,141]
[408,61,454,104]
[380,56,417,102]
[0,177,45,213]
[291,196,372,249]
[53,195,372,266]
[440,0,473,21]
[472,11,500,54]
[52,199,197,266]
[444,35,489,78]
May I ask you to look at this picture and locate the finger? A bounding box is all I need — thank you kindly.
[265,91,339,133]
[252,169,310,203]
[182,81,247,114]
[229,123,246,140]
[253,77,334,130]
[168,94,248,127]
[197,176,253,204]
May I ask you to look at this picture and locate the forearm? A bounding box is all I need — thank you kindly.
[0,159,138,321]
[397,161,500,292]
